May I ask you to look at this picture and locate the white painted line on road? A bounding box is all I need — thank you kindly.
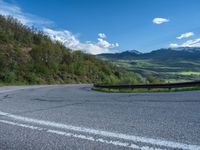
[0,119,163,150]
[0,111,199,150]
[0,119,44,130]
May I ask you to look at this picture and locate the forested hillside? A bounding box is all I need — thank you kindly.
[0,15,143,85]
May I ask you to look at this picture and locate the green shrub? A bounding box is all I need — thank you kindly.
[24,73,38,84]
[4,72,16,83]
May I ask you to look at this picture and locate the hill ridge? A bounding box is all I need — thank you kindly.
[0,15,142,85]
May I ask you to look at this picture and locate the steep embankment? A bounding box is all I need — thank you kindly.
[0,15,142,85]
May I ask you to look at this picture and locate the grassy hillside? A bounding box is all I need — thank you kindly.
[98,49,200,82]
[0,15,143,85]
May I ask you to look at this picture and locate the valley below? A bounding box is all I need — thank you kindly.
[97,48,200,83]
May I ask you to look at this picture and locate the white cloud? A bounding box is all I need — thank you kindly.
[176,32,194,39]
[169,43,179,48]
[98,33,106,39]
[43,28,119,55]
[0,0,52,26]
[97,38,119,49]
[152,17,170,24]
[170,38,200,48]
[43,28,80,49]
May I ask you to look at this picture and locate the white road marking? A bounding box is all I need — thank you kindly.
[0,111,199,150]
[0,119,163,150]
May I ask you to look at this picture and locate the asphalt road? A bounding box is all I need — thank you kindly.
[0,84,200,150]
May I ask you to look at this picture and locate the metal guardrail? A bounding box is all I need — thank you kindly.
[94,81,200,89]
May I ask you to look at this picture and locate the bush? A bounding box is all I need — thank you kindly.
[24,73,38,84]
[4,72,16,83]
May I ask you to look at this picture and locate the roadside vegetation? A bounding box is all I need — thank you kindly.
[0,15,145,85]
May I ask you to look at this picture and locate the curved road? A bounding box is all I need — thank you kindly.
[0,84,200,150]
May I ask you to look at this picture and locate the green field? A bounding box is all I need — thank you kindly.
[105,59,200,83]
[175,72,200,75]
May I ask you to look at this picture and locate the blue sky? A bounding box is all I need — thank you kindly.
[1,0,200,54]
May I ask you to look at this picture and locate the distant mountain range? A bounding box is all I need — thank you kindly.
[97,47,200,61]
[97,47,200,82]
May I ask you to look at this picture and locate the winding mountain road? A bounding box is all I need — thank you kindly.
[0,84,200,150]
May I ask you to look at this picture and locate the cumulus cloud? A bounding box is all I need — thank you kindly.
[97,38,119,49]
[98,33,106,39]
[43,28,80,49]
[152,17,170,24]
[0,0,52,26]
[170,38,200,48]
[43,28,119,54]
[176,32,194,39]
